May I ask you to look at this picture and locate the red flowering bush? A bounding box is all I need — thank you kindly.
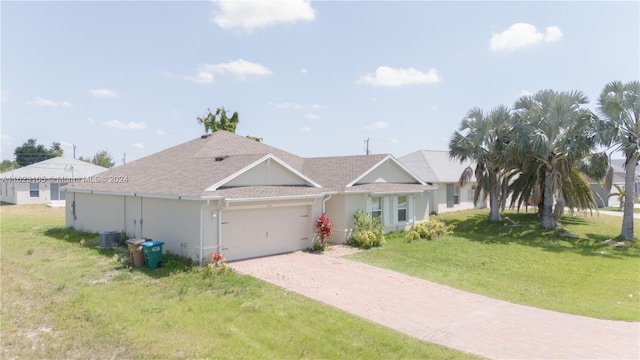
[315,213,334,251]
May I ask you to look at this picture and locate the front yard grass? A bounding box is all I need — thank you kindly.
[0,205,476,359]
[347,210,640,321]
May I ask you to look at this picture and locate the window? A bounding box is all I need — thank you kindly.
[468,186,476,203]
[370,197,382,219]
[50,183,66,201]
[446,184,460,208]
[397,196,407,222]
[29,183,39,198]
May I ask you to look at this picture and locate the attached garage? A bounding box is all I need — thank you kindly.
[220,204,313,261]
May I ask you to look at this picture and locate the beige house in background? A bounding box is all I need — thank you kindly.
[0,157,107,206]
[399,150,485,214]
[64,131,435,263]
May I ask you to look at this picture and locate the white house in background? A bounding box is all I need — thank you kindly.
[64,131,435,263]
[591,159,640,208]
[0,157,108,205]
[399,150,485,214]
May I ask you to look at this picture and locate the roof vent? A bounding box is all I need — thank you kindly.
[201,134,211,139]
[215,156,225,162]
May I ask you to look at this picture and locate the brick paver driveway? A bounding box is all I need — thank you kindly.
[231,250,640,359]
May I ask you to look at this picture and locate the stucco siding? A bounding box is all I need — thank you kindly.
[141,197,203,261]
[357,161,416,184]
[68,192,125,232]
[324,194,348,243]
[225,161,309,187]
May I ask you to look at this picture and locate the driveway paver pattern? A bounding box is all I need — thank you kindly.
[231,251,640,359]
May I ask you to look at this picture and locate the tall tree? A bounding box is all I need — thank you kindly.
[597,80,640,240]
[512,89,602,229]
[449,105,512,222]
[91,150,115,168]
[14,139,64,167]
[0,160,20,173]
[197,107,240,134]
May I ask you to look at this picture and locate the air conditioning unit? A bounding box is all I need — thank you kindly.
[97,231,121,249]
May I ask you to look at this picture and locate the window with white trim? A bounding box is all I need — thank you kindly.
[468,186,475,202]
[29,183,39,198]
[370,197,382,219]
[397,195,407,222]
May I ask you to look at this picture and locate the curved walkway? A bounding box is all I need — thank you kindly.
[231,250,639,359]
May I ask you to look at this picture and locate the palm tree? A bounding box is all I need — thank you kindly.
[449,105,512,222]
[512,89,601,229]
[597,80,640,240]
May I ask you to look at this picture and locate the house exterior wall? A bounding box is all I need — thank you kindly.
[1,182,18,204]
[432,182,478,214]
[67,192,125,232]
[225,161,309,187]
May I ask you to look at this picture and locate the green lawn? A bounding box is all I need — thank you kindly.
[346,210,640,321]
[0,205,476,359]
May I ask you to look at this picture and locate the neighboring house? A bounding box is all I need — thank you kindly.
[64,131,434,263]
[399,150,484,214]
[591,159,640,207]
[0,157,108,205]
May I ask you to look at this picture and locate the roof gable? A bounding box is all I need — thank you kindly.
[206,154,320,190]
[350,155,424,186]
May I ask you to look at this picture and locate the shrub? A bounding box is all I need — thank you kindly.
[345,209,385,249]
[314,213,334,251]
[405,219,453,242]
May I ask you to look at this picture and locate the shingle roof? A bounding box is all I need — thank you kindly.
[0,157,108,180]
[65,131,432,199]
[398,150,475,183]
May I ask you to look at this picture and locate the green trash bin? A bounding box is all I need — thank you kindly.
[140,241,165,269]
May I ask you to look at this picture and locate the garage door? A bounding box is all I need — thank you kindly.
[221,205,312,261]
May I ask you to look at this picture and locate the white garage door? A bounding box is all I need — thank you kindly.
[221,205,312,261]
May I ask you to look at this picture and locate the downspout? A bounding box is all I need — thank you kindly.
[199,199,211,266]
[322,194,333,213]
[217,200,223,254]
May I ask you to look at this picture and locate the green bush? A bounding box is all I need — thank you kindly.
[406,219,453,242]
[345,209,385,249]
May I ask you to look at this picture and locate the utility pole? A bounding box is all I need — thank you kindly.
[122,153,126,165]
[364,138,370,155]
[73,144,77,159]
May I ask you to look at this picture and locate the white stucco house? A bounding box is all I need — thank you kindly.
[399,150,485,214]
[64,131,435,263]
[0,157,108,205]
[591,159,640,208]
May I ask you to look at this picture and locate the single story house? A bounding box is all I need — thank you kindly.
[591,159,640,207]
[0,157,108,205]
[399,150,485,214]
[64,131,435,263]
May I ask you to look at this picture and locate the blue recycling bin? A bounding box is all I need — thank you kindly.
[140,241,165,269]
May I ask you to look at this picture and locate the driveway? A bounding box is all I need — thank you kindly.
[231,249,639,359]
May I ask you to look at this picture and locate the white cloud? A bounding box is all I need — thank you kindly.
[357,66,442,86]
[1,90,8,103]
[363,121,389,131]
[87,117,95,124]
[300,126,312,132]
[102,120,148,130]
[89,88,118,98]
[389,137,399,144]
[312,104,327,109]
[178,59,272,83]
[431,105,439,111]
[156,129,166,135]
[26,96,72,108]
[269,101,304,109]
[490,23,563,52]
[300,68,308,74]
[212,0,315,32]
[519,89,532,97]
[132,143,145,149]
[304,113,321,120]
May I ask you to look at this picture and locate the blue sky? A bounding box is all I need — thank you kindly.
[2,1,638,164]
